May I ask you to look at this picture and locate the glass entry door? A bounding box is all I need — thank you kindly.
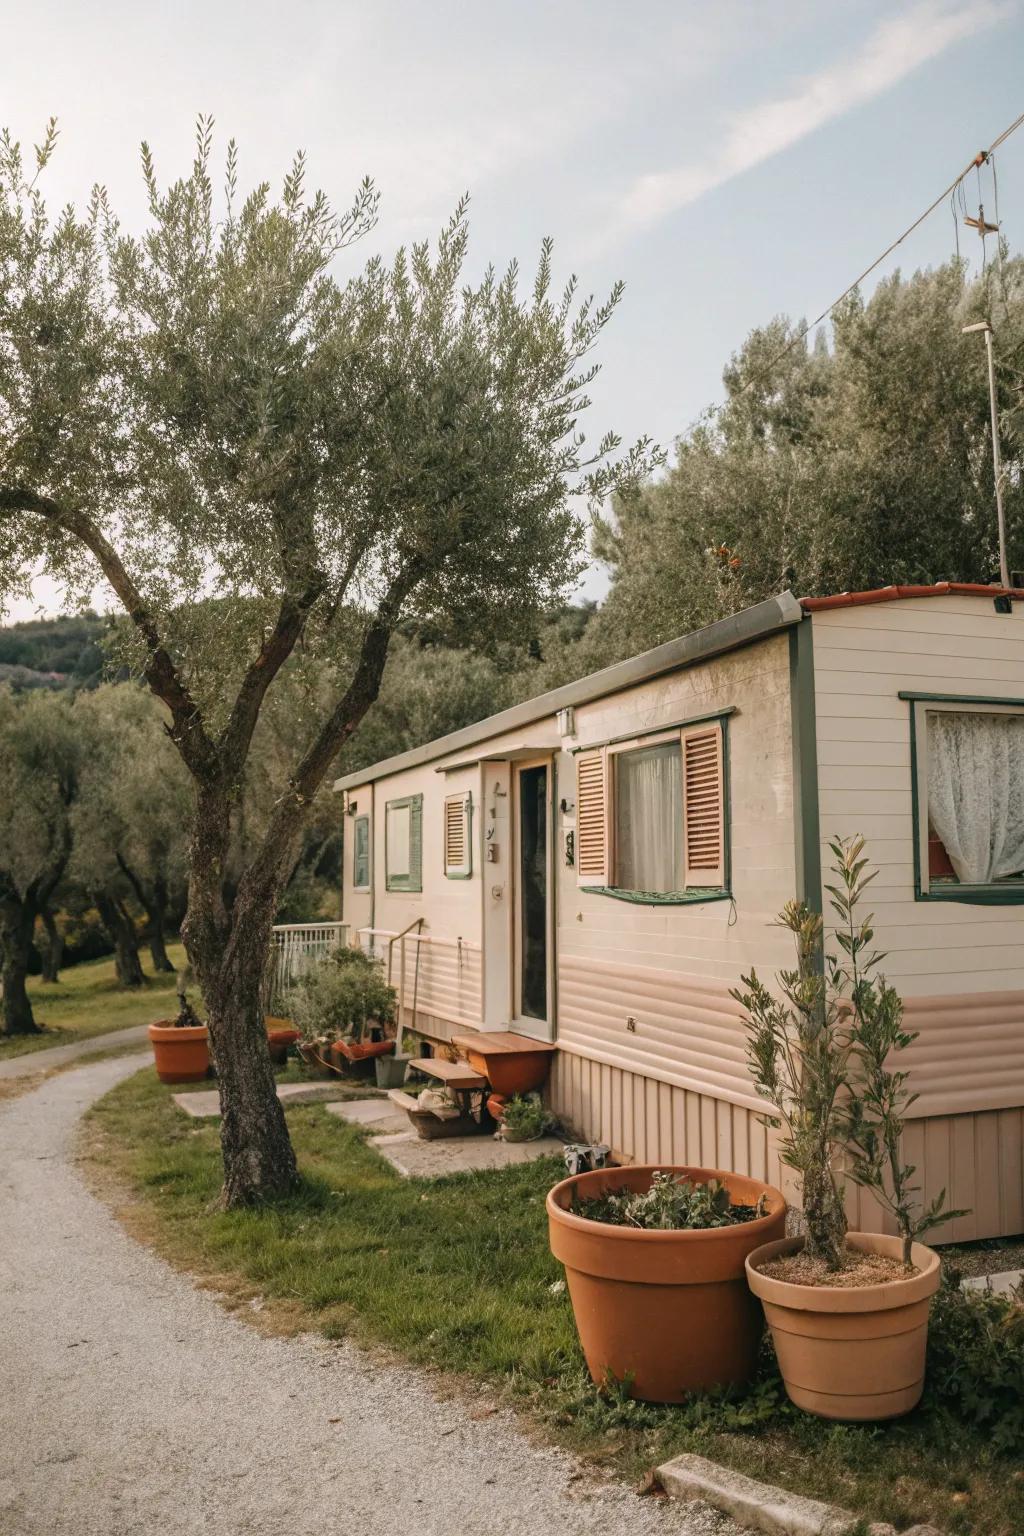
[514,761,551,1037]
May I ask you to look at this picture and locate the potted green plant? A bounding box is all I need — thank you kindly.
[148,972,210,1083]
[547,1164,786,1403]
[740,836,963,1421]
[290,947,397,1072]
[495,1092,557,1142]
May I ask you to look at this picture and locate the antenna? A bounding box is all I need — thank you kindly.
[962,320,1010,588]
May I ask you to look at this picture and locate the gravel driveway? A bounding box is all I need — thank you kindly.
[0,1055,734,1536]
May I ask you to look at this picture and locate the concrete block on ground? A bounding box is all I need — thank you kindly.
[656,1452,913,1536]
[963,1268,1022,1296]
[371,1132,565,1179]
[172,1082,352,1119]
[324,1099,410,1136]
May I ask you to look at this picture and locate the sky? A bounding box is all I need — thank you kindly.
[2,0,1023,621]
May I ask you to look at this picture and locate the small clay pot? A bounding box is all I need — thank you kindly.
[745,1231,941,1421]
[547,1164,786,1402]
[148,1021,210,1084]
[265,1017,301,1064]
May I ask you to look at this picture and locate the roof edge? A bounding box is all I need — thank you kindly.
[333,590,803,793]
[801,582,1024,611]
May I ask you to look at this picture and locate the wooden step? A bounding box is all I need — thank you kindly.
[407,1057,487,1090]
[450,1031,555,1055]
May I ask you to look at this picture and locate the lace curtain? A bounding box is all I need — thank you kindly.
[615,742,683,892]
[927,711,1024,884]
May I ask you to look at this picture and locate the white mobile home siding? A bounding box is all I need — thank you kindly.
[810,595,1024,1239]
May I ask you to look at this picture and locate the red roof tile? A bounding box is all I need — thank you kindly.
[799,582,1024,612]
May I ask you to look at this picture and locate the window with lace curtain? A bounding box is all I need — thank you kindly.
[909,698,1024,901]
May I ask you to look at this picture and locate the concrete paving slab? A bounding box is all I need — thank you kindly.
[964,1268,1022,1295]
[172,1082,351,1118]
[371,1131,565,1178]
[324,1100,410,1136]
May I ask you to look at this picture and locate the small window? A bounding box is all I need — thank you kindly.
[352,814,371,891]
[385,794,423,892]
[575,720,727,900]
[912,701,1024,899]
[444,793,472,879]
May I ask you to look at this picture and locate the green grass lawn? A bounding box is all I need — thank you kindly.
[0,945,186,1059]
[84,1067,1023,1536]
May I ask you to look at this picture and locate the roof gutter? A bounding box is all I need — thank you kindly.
[333,590,804,793]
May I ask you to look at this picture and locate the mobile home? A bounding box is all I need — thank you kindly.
[335,584,1024,1241]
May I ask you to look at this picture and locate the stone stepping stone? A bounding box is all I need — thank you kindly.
[172,1082,350,1119]
[370,1132,565,1179]
[964,1268,1023,1296]
[324,1099,409,1136]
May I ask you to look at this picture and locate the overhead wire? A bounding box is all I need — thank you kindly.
[732,107,1024,402]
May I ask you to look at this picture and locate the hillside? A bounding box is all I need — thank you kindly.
[0,613,107,690]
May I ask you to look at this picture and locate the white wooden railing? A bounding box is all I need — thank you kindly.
[266,921,348,1012]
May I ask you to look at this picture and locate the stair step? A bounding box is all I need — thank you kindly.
[450,1031,556,1056]
[407,1057,487,1090]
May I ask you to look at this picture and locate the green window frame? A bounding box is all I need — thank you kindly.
[352,814,371,891]
[385,794,423,893]
[904,691,1024,905]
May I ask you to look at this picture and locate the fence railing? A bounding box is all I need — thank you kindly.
[266,921,348,1013]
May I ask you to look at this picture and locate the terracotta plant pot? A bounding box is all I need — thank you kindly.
[148,1021,210,1084]
[547,1164,786,1402]
[461,1044,551,1097]
[265,1017,301,1064]
[485,1092,507,1123]
[745,1232,942,1421]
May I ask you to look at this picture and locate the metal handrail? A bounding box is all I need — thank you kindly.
[386,917,423,1056]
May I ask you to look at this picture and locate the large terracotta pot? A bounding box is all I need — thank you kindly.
[547,1164,786,1402]
[148,1021,210,1084]
[745,1232,941,1421]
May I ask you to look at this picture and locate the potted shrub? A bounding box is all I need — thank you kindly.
[148,974,210,1084]
[496,1092,557,1142]
[291,947,397,1072]
[739,836,963,1421]
[547,1165,786,1402]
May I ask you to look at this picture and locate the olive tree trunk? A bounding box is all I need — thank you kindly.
[94,889,145,988]
[38,905,63,984]
[183,784,298,1205]
[0,899,40,1035]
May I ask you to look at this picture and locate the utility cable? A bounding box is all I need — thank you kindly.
[733,107,1024,401]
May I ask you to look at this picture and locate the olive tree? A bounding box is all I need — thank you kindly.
[0,687,81,1033]
[0,122,650,1202]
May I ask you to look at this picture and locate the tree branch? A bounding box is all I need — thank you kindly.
[218,578,325,769]
[0,485,218,778]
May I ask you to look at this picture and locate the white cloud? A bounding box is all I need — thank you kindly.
[612,0,1011,243]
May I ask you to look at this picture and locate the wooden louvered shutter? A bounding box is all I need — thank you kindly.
[576,749,609,886]
[682,723,725,888]
[444,793,472,878]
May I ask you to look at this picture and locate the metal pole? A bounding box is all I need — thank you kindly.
[983,325,1010,589]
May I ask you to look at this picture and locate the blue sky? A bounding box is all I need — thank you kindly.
[2,0,1023,618]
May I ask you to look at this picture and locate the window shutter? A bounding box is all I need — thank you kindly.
[408,794,423,892]
[576,749,609,886]
[353,815,371,890]
[682,723,725,888]
[444,793,472,878]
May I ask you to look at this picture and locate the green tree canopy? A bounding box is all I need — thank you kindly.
[591,258,1024,658]
[0,121,650,1201]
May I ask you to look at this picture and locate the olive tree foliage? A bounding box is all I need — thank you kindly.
[0,121,652,1202]
[0,687,81,1033]
[591,257,1024,657]
[69,684,189,979]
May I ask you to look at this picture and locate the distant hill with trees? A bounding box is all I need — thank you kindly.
[0,612,106,689]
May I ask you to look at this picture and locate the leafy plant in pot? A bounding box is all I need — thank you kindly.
[290,947,398,1073]
[737,836,964,1421]
[148,972,210,1084]
[547,1160,786,1403]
